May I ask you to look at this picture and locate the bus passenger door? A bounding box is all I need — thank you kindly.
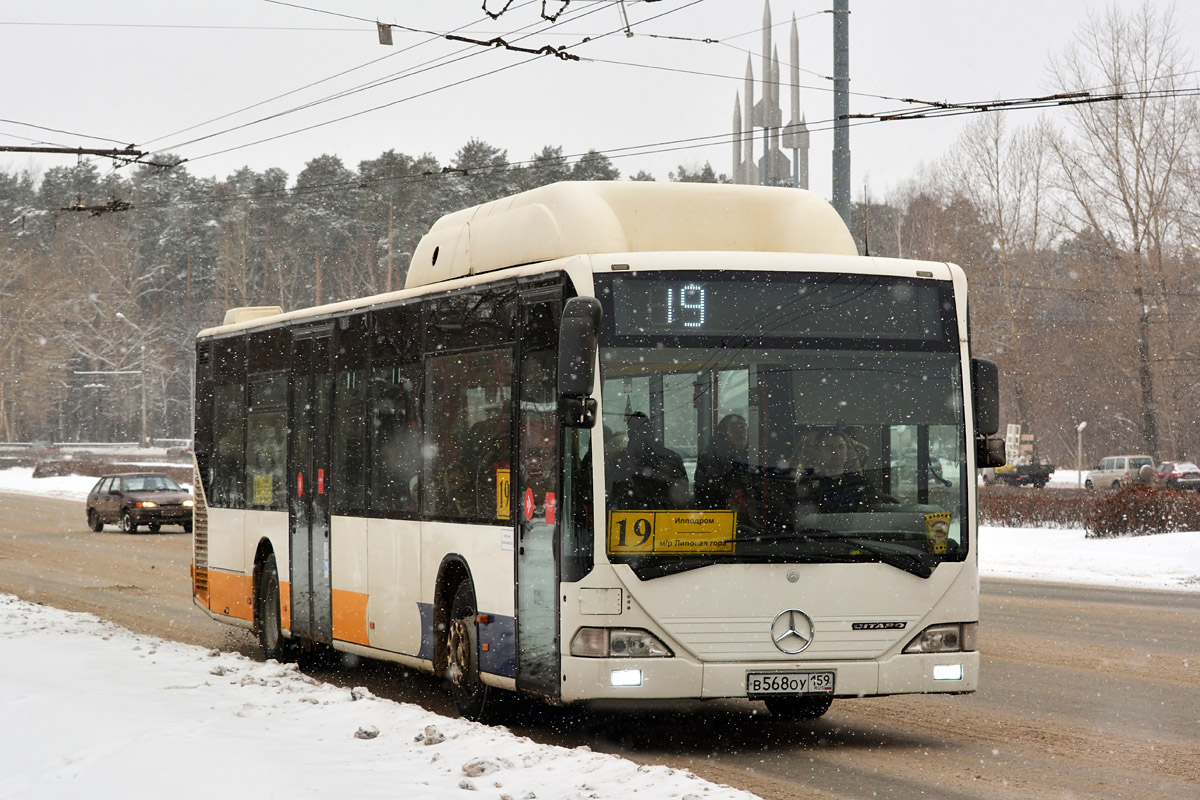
[515,292,562,699]
[289,326,334,645]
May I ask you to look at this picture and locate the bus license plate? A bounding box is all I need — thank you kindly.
[747,671,835,696]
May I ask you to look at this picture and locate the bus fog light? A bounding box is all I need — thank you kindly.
[610,669,642,687]
[933,664,963,681]
[903,624,964,654]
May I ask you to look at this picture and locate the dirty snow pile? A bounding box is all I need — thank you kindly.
[0,466,101,500]
[0,594,756,800]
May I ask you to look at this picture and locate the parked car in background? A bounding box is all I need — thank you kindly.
[1153,461,1200,491]
[1084,455,1155,488]
[85,472,194,533]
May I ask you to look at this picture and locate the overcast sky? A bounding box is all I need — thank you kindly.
[3,1,1196,200]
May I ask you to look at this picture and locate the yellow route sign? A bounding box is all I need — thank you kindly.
[252,474,274,507]
[607,510,736,555]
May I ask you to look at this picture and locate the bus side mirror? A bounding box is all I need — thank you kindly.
[971,358,1005,468]
[970,358,999,436]
[558,297,602,428]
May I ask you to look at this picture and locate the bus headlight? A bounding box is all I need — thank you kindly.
[903,622,977,654]
[570,627,673,658]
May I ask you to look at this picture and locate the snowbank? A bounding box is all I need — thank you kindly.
[0,595,758,800]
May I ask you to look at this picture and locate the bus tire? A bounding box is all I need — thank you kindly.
[446,581,493,722]
[764,694,833,721]
[256,553,292,662]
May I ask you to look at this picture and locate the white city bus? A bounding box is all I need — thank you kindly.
[191,181,1002,721]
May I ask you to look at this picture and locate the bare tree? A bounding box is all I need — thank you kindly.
[940,114,1058,434]
[1048,1,1200,459]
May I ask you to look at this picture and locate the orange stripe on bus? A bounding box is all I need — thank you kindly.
[332,589,370,646]
[207,571,253,622]
[280,581,291,631]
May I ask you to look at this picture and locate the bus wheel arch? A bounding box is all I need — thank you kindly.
[434,557,493,721]
[253,540,292,662]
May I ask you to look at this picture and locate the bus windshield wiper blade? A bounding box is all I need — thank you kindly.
[842,538,935,579]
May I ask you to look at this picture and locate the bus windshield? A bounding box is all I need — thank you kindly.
[595,270,967,579]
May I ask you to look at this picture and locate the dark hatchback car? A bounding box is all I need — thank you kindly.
[86,472,194,533]
[1154,461,1200,491]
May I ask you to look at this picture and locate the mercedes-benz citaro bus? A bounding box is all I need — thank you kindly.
[191,181,1003,722]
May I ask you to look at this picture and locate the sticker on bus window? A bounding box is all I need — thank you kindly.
[924,512,951,554]
[495,468,511,520]
[252,474,274,506]
[607,510,736,555]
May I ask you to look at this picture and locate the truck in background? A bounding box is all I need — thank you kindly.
[981,424,1055,488]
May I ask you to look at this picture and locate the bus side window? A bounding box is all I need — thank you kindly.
[424,348,513,520]
[332,369,367,512]
[371,367,420,515]
[211,336,245,509]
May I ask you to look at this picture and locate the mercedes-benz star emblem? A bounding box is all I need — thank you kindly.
[770,608,815,654]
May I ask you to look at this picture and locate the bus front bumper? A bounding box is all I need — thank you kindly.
[560,651,979,703]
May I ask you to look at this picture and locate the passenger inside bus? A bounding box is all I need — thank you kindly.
[608,412,689,510]
[795,427,893,513]
[694,413,750,511]
[441,462,471,517]
[372,389,420,513]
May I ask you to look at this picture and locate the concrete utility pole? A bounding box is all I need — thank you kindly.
[832,0,851,227]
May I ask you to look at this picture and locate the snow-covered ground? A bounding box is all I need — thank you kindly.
[0,595,752,800]
[1,465,1197,799]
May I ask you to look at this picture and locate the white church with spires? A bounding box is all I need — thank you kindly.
[732,1,810,189]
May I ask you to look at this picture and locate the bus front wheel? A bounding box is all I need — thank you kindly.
[446,581,493,722]
[765,694,833,721]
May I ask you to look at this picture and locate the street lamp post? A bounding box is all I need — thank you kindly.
[1076,421,1088,489]
[116,313,149,449]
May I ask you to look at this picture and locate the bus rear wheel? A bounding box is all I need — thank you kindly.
[446,581,493,722]
[764,694,833,721]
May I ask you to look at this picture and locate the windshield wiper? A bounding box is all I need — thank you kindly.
[715,530,934,578]
[841,538,936,579]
